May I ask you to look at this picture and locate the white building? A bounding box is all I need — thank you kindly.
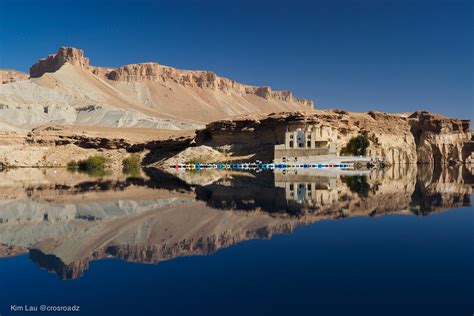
[274,125,338,163]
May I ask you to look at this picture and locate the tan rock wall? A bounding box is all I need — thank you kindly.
[106,62,313,106]
[29,47,90,78]
[0,70,28,84]
[196,110,471,164]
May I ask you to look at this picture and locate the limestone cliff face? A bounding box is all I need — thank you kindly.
[0,70,28,84]
[29,47,90,78]
[196,110,418,164]
[25,47,312,107]
[194,110,471,164]
[106,63,313,107]
[409,111,471,164]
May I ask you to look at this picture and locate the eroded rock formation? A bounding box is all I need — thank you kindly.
[0,70,28,84]
[29,47,90,78]
[409,111,471,164]
[27,46,312,107]
[190,110,472,164]
[106,63,313,107]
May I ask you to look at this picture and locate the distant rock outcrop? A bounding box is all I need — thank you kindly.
[0,69,28,84]
[27,47,312,106]
[0,46,314,130]
[29,47,90,78]
[106,62,313,107]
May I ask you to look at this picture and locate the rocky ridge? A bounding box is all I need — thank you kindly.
[29,47,90,78]
[188,110,472,165]
[0,70,28,84]
[27,47,312,107]
[0,47,314,130]
[106,62,313,106]
[0,110,471,168]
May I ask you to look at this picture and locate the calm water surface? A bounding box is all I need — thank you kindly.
[0,165,472,315]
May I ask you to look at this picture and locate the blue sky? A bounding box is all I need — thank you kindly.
[0,0,472,120]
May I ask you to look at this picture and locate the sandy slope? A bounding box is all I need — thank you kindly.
[0,48,313,131]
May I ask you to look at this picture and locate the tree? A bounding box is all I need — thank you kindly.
[342,135,369,156]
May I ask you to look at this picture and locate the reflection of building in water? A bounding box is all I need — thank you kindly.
[274,169,339,206]
[274,125,338,163]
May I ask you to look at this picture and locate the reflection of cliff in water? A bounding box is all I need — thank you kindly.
[194,164,472,216]
[0,165,471,279]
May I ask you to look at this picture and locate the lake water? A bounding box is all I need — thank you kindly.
[0,165,472,315]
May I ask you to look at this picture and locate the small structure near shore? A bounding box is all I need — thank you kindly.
[274,125,338,163]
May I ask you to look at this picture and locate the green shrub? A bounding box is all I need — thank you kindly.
[122,154,141,170]
[77,156,109,171]
[66,156,110,177]
[341,135,369,156]
[122,154,141,176]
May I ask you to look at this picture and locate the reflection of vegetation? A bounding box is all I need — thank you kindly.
[66,160,78,170]
[66,167,112,178]
[67,155,110,177]
[342,175,370,197]
[122,155,141,176]
[341,135,369,156]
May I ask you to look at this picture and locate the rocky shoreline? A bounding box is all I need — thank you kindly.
[0,110,471,170]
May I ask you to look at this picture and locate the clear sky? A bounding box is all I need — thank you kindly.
[0,0,472,120]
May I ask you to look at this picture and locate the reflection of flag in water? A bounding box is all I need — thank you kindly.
[173,162,350,171]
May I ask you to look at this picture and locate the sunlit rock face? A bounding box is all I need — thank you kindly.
[0,46,313,132]
[409,111,471,164]
[0,164,471,279]
[0,70,28,84]
[29,47,90,78]
[194,110,471,165]
[106,63,313,107]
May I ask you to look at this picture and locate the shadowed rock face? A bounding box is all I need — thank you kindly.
[0,164,471,279]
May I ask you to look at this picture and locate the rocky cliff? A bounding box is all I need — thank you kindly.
[409,111,471,164]
[0,47,314,130]
[106,63,313,107]
[190,110,471,164]
[29,47,90,78]
[28,47,312,107]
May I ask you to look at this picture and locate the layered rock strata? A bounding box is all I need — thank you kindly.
[27,47,312,107]
[192,110,471,164]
